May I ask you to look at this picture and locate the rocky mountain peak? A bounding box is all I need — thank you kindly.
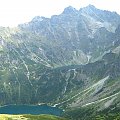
[62,6,78,14]
[80,4,96,12]
[85,4,96,9]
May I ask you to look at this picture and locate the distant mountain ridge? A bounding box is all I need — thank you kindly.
[19,5,120,66]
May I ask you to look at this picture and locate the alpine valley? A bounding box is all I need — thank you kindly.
[0,5,120,120]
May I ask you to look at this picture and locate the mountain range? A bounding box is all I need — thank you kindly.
[0,4,120,120]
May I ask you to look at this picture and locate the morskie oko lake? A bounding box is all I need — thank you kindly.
[0,104,63,116]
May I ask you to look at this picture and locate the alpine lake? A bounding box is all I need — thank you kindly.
[0,104,63,116]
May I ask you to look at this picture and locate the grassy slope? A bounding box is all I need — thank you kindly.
[63,104,120,120]
[0,114,67,120]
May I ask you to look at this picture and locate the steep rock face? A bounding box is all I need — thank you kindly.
[0,5,119,110]
[19,5,120,66]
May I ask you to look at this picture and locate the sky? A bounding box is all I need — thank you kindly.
[0,0,120,27]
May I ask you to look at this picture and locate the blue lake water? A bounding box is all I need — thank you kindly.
[0,104,63,116]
